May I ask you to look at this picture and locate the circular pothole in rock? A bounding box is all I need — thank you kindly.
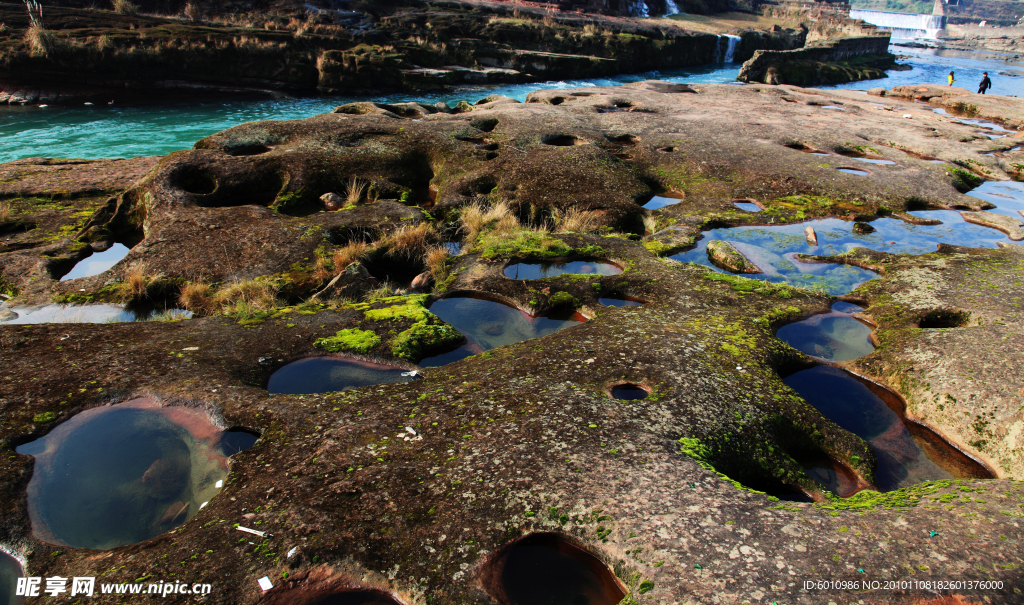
[218,428,261,456]
[267,357,416,395]
[308,589,405,605]
[541,134,583,147]
[14,397,256,549]
[483,532,626,605]
[173,166,218,194]
[610,383,649,400]
[775,301,874,361]
[917,308,971,329]
[226,143,270,156]
[837,167,870,176]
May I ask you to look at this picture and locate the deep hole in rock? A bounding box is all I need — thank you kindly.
[471,117,499,132]
[308,589,404,605]
[363,255,426,290]
[483,532,626,605]
[610,383,648,400]
[218,428,261,456]
[784,142,828,155]
[225,143,270,156]
[173,166,218,195]
[549,96,566,106]
[542,134,582,147]
[917,309,971,329]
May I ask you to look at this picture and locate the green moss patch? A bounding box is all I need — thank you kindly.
[314,328,381,354]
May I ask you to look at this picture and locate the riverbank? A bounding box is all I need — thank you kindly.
[0,0,808,104]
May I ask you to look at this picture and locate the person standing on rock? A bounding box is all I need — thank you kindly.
[948,71,955,86]
[978,72,992,94]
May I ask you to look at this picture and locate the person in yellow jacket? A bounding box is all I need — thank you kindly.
[948,71,955,86]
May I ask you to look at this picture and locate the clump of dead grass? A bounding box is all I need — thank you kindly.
[177,281,214,314]
[424,246,451,280]
[552,207,602,233]
[385,223,437,259]
[333,241,371,269]
[459,202,519,243]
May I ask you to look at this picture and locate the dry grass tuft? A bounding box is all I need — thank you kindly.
[345,176,368,205]
[424,246,451,279]
[642,214,659,236]
[459,202,519,243]
[214,279,279,315]
[553,207,602,233]
[112,0,139,15]
[177,281,214,315]
[333,241,371,269]
[183,1,202,22]
[25,23,57,56]
[312,256,333,282]
[386,223,437,259]
[0,202,12,222]
[118,261,154,301]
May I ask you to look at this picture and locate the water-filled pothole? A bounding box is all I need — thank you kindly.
[853,158,896,165]
[0,303,191,325]
[837,168,870,176]
[484,533,626,605]
[784,366,953,491]
[59,243,131,281]
[267,357,416,394]
[503,260,622,279]
[796,453,860,498]
[776,302,874,361]
[420,295,586,367]
[733,200,762,212]
[0,550,24,605]
[597,296,643,307]
[642,193,683,210]
[670,209,1015,295]
[610,383,648,400]
[15,398,257,549]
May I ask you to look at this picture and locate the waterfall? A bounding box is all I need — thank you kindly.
[723,34,740,62]
[717,34,741,62]
[849,9,946,39]
[663,0,681,16]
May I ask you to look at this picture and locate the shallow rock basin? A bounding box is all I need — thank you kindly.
[485,533,625,605]
[420,295,586,367]
[59,243,130,281]
[642,194,683,210]
[14,398,255,550]
[610,383,648,400]
[502,260,622,280]
[597,296,643,307]
[837,167,870,176]
[267,357,415,394]
[776,302,874,361]
[784,367,952,492]
[0,304,191,325]
[733,201,762,212]
[670,211,1014,295]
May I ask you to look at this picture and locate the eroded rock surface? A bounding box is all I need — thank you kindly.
[2,81,1024,604]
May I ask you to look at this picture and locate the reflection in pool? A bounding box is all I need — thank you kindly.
[597,297,643,307]
[837,168,869,176]
[267,357,415,394]
[670,210,1012,295]
[503,260,622,279]
[776,302,874,361]
[784,367,951,492]
[420,295,585,367]
[642,195,683,210]
[733,201,762,212]
[59,244,131,281]
[15,398,256,550]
